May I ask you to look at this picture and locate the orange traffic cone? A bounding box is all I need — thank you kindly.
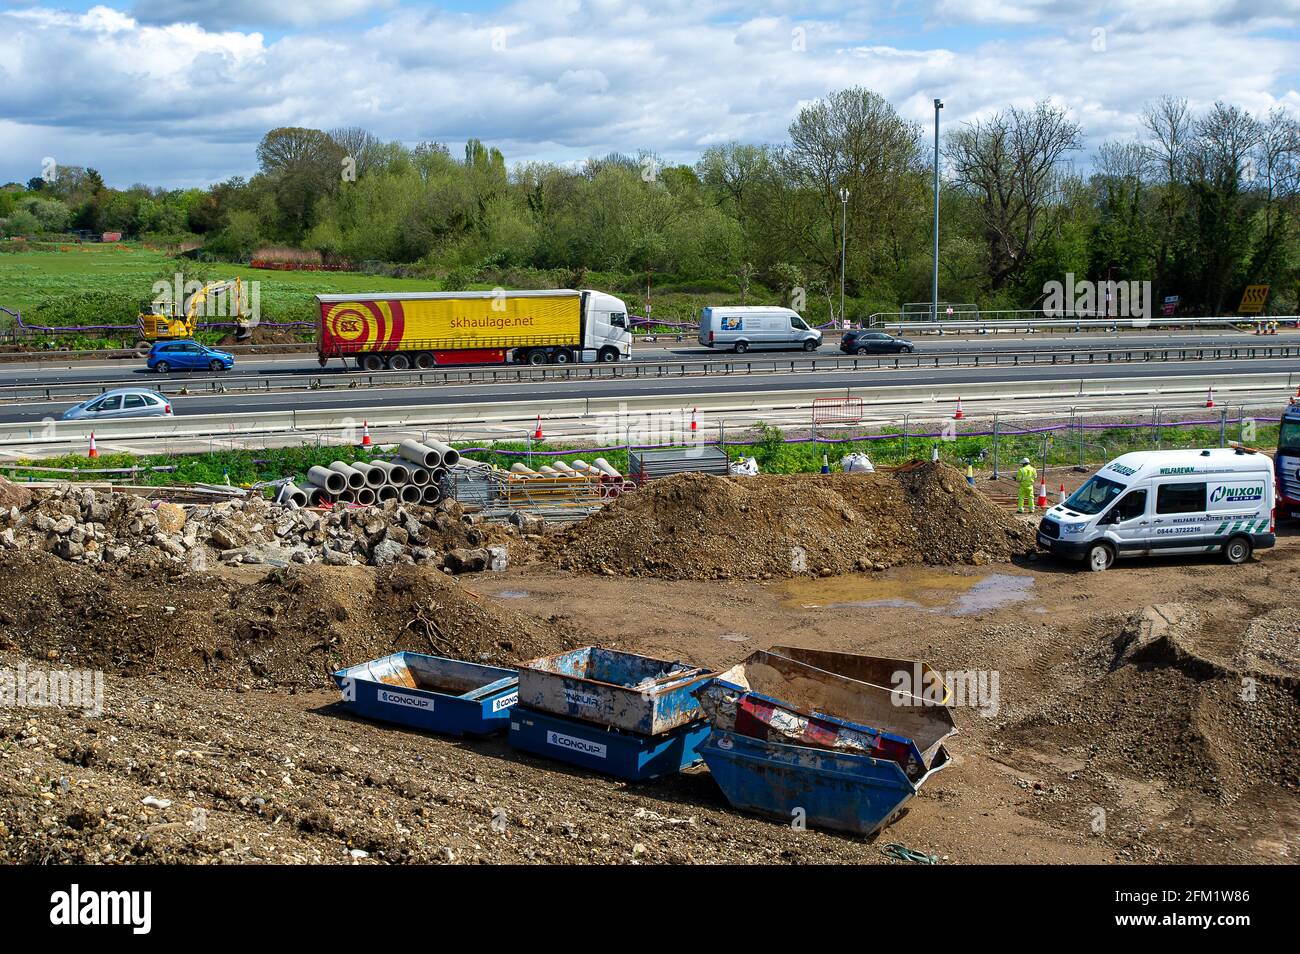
[1205,387,1215,408]
[87,432,98,459]
[953,397,964,420]
[690,407,698,432]
[1058,483,1066,504]
[360,421,372,447]
[533,415,544,441]
[1036,479,1048,509]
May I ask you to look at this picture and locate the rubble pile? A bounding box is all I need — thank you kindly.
[549,462,1037,580]
[0,484,520,575]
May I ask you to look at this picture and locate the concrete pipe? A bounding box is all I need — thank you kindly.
[538,465,560,475]
[355,486,376,506]
[429,467,447,485]
[277,484,308,508]
[400,484,423,504]
[592,457,622,479]
[337,488,356,503]
[376,484,399,502]
[398,439,441,469]
[421,484,443,505]
[350,461,387,489]
[329,461,367,490]
[407,465,431,486]
[307,465,346,495]
[510,463,539,476]
[301,484,329,507]
[371,459,410,485]
[570,459,592,472]
[425,439,460,467]
[552,460,578,474]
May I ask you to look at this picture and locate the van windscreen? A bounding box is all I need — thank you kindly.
[1065,475,1127,515]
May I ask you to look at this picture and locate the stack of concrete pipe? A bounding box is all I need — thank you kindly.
[294,440,454,508]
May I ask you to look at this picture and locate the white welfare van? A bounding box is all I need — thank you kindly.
[698,306,821,353]
[1036,447,1276,571]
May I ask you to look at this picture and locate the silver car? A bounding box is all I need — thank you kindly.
[61,388,174,421]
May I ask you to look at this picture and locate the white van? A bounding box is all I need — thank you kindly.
[698,306,821,353]
[1037,447,1276,571]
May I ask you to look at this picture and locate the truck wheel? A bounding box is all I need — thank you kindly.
[552,350,572,364]
[598,347,618,363]
[1224,535,1252,565]
[527,350,547,367]
[359,354,384,372]
[1086,542,1115,572]
[733,341,749,354]
[413,352,434,370]
[388,353,411,371]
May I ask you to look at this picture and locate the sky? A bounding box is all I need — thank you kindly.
[1,0,1298,189]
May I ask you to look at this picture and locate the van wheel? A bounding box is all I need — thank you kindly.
[802,339,818,352]
[360,354,384,372]
[527,350,548,367]
[733,342,749,354]
[1086,542,1115,572]
[1224,535,1252,565]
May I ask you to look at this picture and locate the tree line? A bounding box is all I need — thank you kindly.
[3,87,1298,319]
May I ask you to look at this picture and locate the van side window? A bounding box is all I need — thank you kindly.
[1156,482,1206,514]
[1113,489,1147,521]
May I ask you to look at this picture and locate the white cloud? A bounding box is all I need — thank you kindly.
[0,1,1297,188]
[130,0,395,29]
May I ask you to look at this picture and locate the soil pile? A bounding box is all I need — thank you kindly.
[0,550,575,687]
[1,484,519,574]
[547,463,1036,580]
[1002,603,1300,802]
[0,476,31,510]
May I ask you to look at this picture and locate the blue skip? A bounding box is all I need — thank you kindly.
[509,706,711,781]
[332,652,519,737]
[700,728,952,836]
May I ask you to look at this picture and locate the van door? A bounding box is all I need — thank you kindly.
[1102,488,1150,557]
[1151,481,1209,553]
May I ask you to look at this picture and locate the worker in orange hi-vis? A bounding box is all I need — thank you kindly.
[1016,457,1037,514]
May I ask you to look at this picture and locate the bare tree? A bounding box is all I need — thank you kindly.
[329,126,383,179]
[945,101,1082,289]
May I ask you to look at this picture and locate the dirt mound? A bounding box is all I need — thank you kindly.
[547,463,1036,580]
[0,476,31,510]
[1003,603,1300,802]
[0,550,576,688]
[215,327,309,346]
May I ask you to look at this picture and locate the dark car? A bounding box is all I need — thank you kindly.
[840,330,916,354]
[146,340,234,373]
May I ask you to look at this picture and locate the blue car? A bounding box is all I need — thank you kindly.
[147,340,234,373]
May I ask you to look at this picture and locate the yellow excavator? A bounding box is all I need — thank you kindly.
[137,278,255,345]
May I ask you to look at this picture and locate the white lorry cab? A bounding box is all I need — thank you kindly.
[1037,447,1276,572]
[698,306,821,353]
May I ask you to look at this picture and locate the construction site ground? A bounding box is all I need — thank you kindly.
[0,474,1297,865]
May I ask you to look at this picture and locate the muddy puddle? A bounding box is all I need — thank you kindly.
[781,569,1036,616]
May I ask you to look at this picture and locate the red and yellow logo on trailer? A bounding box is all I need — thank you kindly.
[321,299,407,352]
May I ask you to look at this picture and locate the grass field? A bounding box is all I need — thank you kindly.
[0,242,794,346]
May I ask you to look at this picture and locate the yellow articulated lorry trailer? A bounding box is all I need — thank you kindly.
[315,289,632,370]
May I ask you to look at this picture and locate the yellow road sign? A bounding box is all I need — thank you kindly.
[1238,284,1270,313]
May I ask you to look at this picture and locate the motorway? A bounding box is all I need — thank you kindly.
[0,357,1296,427]
[1,328,1294,389]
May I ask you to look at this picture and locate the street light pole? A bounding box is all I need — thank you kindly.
[838,186,849,326]
[932,98,943,323]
